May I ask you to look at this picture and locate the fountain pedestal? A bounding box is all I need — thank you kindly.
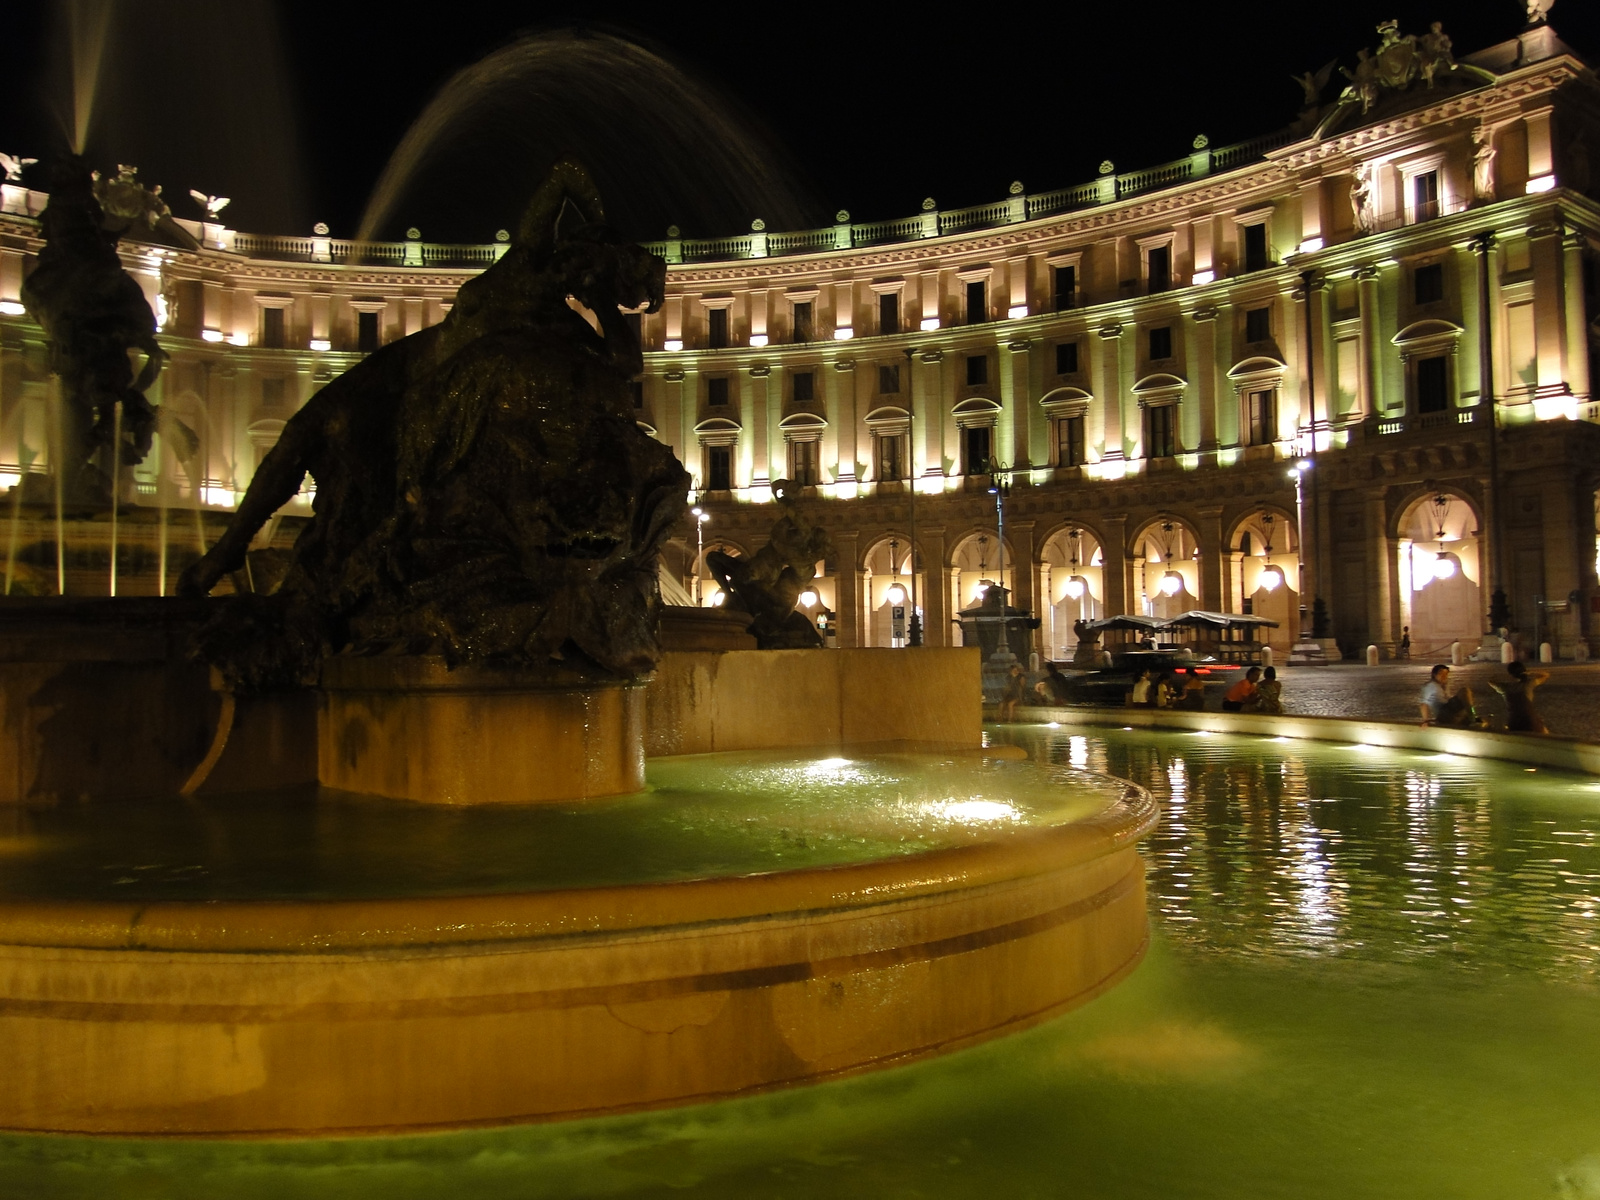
[320,657,646,804]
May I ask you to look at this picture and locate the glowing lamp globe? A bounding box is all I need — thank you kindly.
[798,588,819,609]
[885,584,907,606]
[1433,555,1457,581]
[1158,571,1184,597]
[1259,566,1283,592]
[1064,576,1086,600]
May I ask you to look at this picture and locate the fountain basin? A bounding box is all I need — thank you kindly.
[321,658,647,804]
[0,766,1154,1135]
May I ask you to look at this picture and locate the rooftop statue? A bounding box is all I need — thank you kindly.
[179,161,690,690]
[705,479,832,649]
[95,165,200,250]
[19,157,174,497]
[1338,19,1458,113]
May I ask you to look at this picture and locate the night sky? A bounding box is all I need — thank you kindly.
[1,1,1595,242]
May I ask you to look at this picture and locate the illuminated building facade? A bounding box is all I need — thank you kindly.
[1,19,1598,660]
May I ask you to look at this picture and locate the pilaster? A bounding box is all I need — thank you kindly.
[1096,324,1124,461]
[1192,307,1219,456]
[1562,230,1591,401]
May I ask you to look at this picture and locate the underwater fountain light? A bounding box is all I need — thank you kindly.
[664,339,683,352]
[228,332,248,347]
[309,338,331,353]
[201,328,224,343]
[0,300,27,316]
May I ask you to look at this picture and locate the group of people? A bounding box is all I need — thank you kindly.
[1126,665,1284,713]
[1418,661,1549,733]
[1001,654,1554,735]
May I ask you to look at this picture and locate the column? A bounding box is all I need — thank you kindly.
[1011,519,1037,630]
[1004,338,1030,468]
[748,366,770,488]
[1365,490,1396,656]
[1100,515,1128,615]
[1192,307,1219,456]
[1355,265,1382,415]
[834,532,860,648]
[920,526,948,647]
[1196,504,1226,611]
[830,360,856,486]
[1563,231,1591,402]
[1096,324,1124,461]
[1528,222,1565,395]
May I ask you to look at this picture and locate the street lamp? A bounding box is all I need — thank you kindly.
[904,346,923,646]
[1287,461,1311,635]
[691,506,710,605]
[987,468,1011,595]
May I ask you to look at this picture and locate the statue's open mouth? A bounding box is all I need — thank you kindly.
[543,536,622,560]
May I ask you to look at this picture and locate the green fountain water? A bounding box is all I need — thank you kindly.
[4,724,1596,1198]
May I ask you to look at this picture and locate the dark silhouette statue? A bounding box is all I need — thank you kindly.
[20,157,173,499]
[179,161,689,689]
[706,479,832,649]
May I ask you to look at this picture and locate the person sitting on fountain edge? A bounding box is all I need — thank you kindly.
[1418,664,1483,729]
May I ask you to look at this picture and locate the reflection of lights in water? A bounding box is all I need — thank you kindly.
[1069,736,1089,769]
[1046,721,1061,728]
[932,799,1022,824]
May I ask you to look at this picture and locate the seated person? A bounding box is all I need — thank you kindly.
[1418,664,1480,728]
[1129,668,1154,707]
[1245,665,1283,714]
[1221,666,1261,712]
[1174,668,1207,710]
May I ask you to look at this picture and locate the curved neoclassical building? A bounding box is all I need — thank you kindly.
[1,19,1598,660]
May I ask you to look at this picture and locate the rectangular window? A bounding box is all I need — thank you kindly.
[1055,341,1079,375]
[792,302,813,343]
[357,310,379,353]
[963,425,991,475]
[260,377,286,411]
[1416,356,1449,412]
[966,354,988,387]
[1243,223,1269,273]
[707,446,732,491]
[1057,414,1086,467]
[261,306,285,349]
[1053,265,1077,311]
[966,280,987,325]
[707,307,729,349]
[1245,306,1271,343]
[1148,326,1173,360]
[707,377,729,407]
[793,371,815,404]
[1147,245,1171,293]
[1413,171,1440,221]
[878,364,900,394]
[1248,389,1277,445]
[878,292,899,335]
[791,440,820,486]
[1145,404,1174,459]
[877,434,903,481]
[1414,263,1444,305]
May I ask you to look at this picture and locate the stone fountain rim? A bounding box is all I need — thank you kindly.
[0,779,1155,954]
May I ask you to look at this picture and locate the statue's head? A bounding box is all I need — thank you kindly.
[449,162,665,378]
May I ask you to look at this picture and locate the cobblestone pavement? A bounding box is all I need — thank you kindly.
[1257,661,1600,739]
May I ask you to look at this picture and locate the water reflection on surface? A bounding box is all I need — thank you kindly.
[1012,725,1600,982]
